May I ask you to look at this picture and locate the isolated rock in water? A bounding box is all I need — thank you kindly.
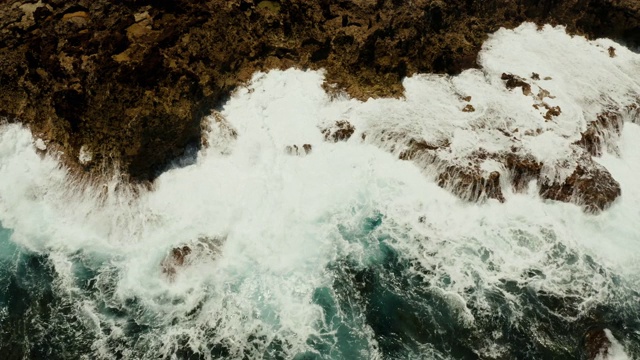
[162,246,192,278]
[322,121,355,142]
[1,0,639,180]
[501,73,532,96]
[539,158,621,213]
[161,236,224,279]
[285,144,312,156]
[462,104,476,112]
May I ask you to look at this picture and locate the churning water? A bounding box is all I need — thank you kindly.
[0,24,639,359]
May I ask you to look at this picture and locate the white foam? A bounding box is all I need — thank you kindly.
[0,23,638,358]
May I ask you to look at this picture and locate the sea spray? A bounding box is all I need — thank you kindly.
[0,24,639,359]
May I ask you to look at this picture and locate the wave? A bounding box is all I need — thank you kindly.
[0,23,639,359]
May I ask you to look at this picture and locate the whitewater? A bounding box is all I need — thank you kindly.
[0,24,639,359]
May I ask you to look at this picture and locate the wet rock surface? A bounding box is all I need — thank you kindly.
[1,0,639,181]
[540,157,621,214]
[583,328,612,360]
[161,237,224,279]
[576,111,623,157]
[384,118,624,212]
[322,120,355,142]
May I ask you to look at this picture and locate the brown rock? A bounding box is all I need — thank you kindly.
[285,144,312,156]
[462,104,476,112]
[539,159,621,213]
[544,105,562,121]
[438,166,505,203]
[584,328,611,360]
[0,0,638,181]
[575,111,623,156]
[161,245,192,277]
[503,152,543,192]
[501,73,532,96]
[398,138,444,161]
[303,143,312,154]
[323,120,355,142]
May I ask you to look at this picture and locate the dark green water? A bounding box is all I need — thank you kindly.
[1,217,639,360]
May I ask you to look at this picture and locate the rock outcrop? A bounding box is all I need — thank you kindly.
[0,0,638,180]
[322,120,355,142]
[390,127,623,213]
[161,236,224,279]
[583,328,612,360]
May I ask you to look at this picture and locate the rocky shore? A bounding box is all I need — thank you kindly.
[0,0,639,212]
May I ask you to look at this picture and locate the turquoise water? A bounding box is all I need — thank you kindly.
[1,216,639,359]
[2,24,640,358]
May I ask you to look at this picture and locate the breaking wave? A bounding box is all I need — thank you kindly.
[0,24,639,359]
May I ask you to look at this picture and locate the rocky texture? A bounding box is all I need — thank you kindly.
[161,237,224,279]
[583,328,612,360]
[0,0,639,181]
[540,157,621,214]
[162,245,192,278]
[322,120,355,142]
[386,112,626,213]
[575,111,623,157]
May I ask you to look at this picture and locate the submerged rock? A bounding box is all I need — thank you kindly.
[0,0,638,180]
[161,237,224,279]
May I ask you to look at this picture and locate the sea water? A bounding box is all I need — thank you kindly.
[0,24,638,359]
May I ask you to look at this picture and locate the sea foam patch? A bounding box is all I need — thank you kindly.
[0,24,639,359]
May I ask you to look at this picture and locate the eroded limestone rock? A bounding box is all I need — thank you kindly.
[0,0,638,181]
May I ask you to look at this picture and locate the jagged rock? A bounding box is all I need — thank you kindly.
[575,111,623,156]
[161,237,224,279]
[438,166,505,203]
[462,104,476,112]
[503,152,543,192]
[543,105,562,121]
[162,245,192,278]
[201,110,238,151]
[501,73,532,96]
[322,121,355,142]
[398,138,446,161]
[539,158,621,213]
[0,0,638,180]
[392,128,619,212]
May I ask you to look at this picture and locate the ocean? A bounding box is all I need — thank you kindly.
[0,24,638,359]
